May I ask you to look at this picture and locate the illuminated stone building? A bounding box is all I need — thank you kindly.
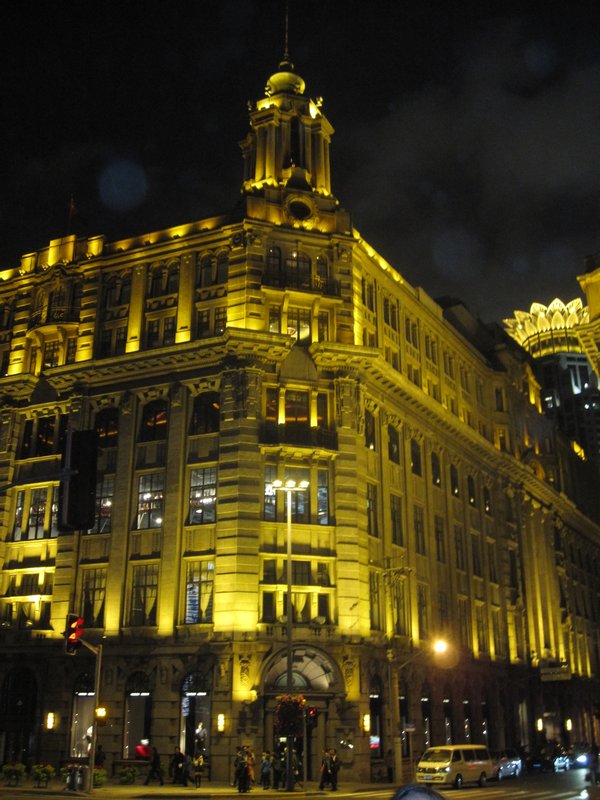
[1,54,600,781]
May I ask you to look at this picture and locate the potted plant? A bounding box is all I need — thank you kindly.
[31,763,55,787]
[2,762,26,785]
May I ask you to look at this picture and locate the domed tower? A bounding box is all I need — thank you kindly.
[239,51,350,233]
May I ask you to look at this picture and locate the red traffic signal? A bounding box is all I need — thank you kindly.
[64,613,84,654]
[306,707,319,729]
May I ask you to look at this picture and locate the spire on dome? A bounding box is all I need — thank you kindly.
[265,1,305,96]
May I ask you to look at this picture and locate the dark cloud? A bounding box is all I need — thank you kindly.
[1,2,599,323]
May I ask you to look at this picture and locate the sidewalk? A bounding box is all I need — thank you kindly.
[0,779,396,799]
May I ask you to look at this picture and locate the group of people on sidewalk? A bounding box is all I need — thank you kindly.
[233,745,302,792]
[143,744,205,787]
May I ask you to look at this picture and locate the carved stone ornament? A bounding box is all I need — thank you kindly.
[239,654,251,688]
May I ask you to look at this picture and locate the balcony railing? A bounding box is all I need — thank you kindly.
[262,270,341,297]
[260,422,338,450]
[29,306,80,329]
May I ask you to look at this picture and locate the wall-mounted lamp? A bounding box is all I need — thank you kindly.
[566,718,572,731]
[217,713,225,733]
[362,713,371,734]
[45,712,56,730]
[95,707,108,727]
[536,717,544,732]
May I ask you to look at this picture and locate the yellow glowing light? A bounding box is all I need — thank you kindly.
[536,718,543,732]
[217,713,225,733]
[309,102,319,119]
[432,639,448,654]
[362,713,371,733]
[46,712,55,730]
[566,718,572,731]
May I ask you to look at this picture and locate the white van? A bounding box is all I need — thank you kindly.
[416,744,494,788]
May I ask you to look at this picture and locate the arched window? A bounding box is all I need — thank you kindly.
[148,266,164,298]
[167,262,180,294]
[216,252,228,284]
[190,393,220,435]
[286,251,311,289]
[267,246,282,278]
[316,256,328,286]
[139,400,168,442]
[199,255,213,288]
[95,407,119,447]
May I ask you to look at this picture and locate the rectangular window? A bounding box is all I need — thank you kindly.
[476,605,488,653]
[455,526,465,570]
[414,504,425,554]
[81,568,107,628]
[184,560,214,623]
[365,409,376,450]
[136,472,165,529]
[317,469,329,525]
[90,475,114,534]
[434,515,445,563]
[264,465,277,521]
[269,306,281,334]
[367,483,378,537]
[393,579,408,635]
[438,590,449,630]
[13,490,24,540]
[388,425,400,463]
[292,560,311,585]
[214,307,227,335]
[369,571,382,630]
[458,597,470,647]
[285,391,309,427]
[317,311,329,342]
[471,534,482,576]
[287,307,311,344]
[130,564,158,626]
[410,439,422,475]
[146,319,160,348]
[390,494,403,546]
[189,467,217,525]
[197,310,210,338]
[262,591,275,622]
[163,315,176,345]
[43,340,60,369]
[284,467,310,523]
[66,338,77,364]
[417,583,429,639]
[115,325,127,355]
[487,542,497,583]
[27,488,47,539]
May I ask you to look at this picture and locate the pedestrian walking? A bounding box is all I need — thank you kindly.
[169,745,185,785]
[234,747,250,793]
[329,748,339,791]
[144,746,165,786]
[261,751,273,789]
[319,749,332,790]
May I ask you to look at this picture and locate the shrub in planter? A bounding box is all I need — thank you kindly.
[118,766,137,784]
[2,763,26,785]
[32,763,55,786]
[93,767,107,786]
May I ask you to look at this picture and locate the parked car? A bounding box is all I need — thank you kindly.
[492,748,523,780]
[527,747,570,773]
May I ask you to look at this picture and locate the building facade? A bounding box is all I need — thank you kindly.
[1,55,600,782]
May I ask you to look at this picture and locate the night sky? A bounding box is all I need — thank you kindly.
[2,1,600,323]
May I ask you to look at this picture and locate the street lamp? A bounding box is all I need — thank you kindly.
[273,478,309,793]
[388,638,450,785]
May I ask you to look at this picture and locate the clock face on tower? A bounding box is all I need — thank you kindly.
[288,199,312,221]
[283,194,318,228]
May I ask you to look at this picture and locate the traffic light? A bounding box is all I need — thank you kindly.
[58,430,98,530]
[306,706,319,730]
[64,613,84,654]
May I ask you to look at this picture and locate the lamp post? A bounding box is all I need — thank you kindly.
[388,639,449,785]
[273,479,309,793]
